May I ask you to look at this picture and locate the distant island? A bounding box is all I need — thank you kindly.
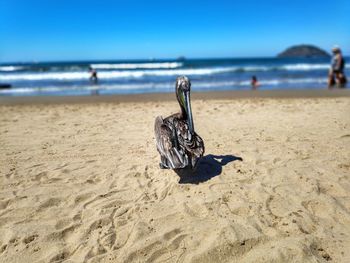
[278,44,330,58]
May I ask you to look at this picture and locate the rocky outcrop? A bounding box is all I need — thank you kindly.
[278,45,330,58]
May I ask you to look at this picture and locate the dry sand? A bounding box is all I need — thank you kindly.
[0,91,350,263]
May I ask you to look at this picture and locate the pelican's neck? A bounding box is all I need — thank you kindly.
[179,101,187,119]
[176,89,187,119]
[177,89,194,133]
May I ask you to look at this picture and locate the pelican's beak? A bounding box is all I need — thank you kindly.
[184,91,194,134]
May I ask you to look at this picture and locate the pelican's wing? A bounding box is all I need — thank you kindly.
[173,120,205,168]
[189,132,205,168]
[154,116,189,169]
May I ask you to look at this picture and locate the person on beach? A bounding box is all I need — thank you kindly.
[89,66,99,95]
[89,66,98,84]
[328,46,347,88]
[251,75,260,90]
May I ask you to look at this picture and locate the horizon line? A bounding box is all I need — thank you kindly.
[1,55,345,65]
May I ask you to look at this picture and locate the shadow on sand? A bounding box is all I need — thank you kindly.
[176,154,243,184]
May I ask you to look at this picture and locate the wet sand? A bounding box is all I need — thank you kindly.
[0,90,350,262]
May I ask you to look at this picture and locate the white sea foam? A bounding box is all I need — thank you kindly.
[1,62,347,82]
[281,64,331,71]
[90,62,183,69]
[0,66,25,71]
[0,67,237,81]
[260,78,326,85]
[0,87,62,94]
[239,64,335,71]
[0,72,91,81]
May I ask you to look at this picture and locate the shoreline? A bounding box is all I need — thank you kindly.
[0,89,349,105]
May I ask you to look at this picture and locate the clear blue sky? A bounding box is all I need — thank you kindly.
[1,0,349,62]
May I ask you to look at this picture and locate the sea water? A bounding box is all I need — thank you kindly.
[0,57,348,96]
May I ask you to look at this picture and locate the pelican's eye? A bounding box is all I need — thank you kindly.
[181,82,190,92]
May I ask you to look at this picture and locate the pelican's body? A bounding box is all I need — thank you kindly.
[155,76,204,169]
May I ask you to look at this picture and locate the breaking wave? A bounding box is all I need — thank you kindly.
[1,63,343,82]
[0,67,236,81]
[0,66,25,72]
[90,62,183,69]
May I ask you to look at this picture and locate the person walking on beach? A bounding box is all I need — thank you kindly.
[251,75,260,90]
[328,46,347,88]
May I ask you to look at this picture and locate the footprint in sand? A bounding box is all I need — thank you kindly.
[37,198,62,212]
[23,234,39,245]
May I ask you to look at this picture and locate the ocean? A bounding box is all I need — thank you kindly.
[0,57,348,96]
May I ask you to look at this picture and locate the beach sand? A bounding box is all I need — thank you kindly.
[0,90,350,263]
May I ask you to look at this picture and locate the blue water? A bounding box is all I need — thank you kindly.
[0,57,348,96]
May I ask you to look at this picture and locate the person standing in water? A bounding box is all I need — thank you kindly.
[328,46,347,88]
[251,75,260,90]
[89,66,99,95]
[89,66,98,84]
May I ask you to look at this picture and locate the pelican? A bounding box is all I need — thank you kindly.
[155,76,204,170]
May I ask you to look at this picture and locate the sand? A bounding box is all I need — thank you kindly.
[0,91,350,263]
